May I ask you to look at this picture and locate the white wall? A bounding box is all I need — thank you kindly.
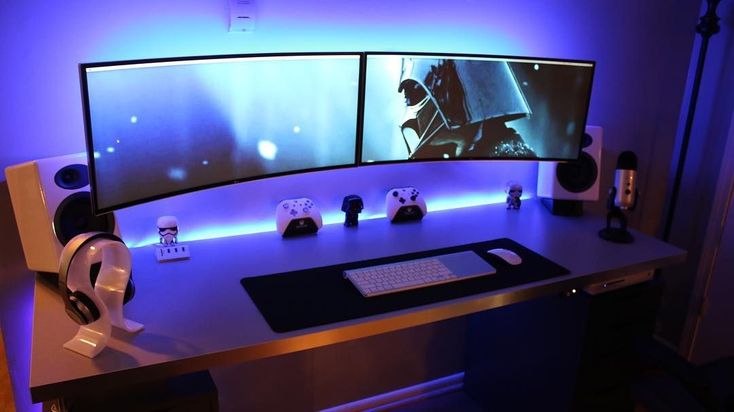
[0,0,702,240]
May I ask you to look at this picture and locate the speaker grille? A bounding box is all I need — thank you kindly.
[556,152,598,193]
[53,192,116,245]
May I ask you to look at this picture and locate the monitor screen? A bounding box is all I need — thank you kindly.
[361,53,594,163]
[81,53,362,213]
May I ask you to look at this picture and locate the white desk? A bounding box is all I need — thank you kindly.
[27,199,684,403]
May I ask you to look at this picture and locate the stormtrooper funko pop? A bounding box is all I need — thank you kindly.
[506,182,523,210]
[155,216,189,262]
[157,216,179,245]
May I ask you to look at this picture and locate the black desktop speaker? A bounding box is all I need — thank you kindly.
[537,126,603,216]
[5,153,120,273]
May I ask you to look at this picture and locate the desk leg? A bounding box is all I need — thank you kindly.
[464,293,589,412]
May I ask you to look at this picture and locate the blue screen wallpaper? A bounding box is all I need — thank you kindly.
[85,55,361,211]
[362,54,594,162]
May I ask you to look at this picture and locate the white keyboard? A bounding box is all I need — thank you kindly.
[344,251,496,297]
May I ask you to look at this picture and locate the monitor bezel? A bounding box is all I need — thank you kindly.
[79,52,366,215]
[80,51,596,215]
[357,51,596,166]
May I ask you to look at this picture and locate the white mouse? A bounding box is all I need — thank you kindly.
[487,248,523,265]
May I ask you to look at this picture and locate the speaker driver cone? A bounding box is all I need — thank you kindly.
[556,152,598,193]
[54,192,116,245]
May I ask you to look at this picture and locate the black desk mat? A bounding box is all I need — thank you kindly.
[241,238,570,333]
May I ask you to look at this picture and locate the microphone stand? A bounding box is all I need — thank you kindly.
[599,187,638,243]
[662,0,721,242]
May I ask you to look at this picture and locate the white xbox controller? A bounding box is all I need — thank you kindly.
[385,187,427,222]
[275,198,323,236]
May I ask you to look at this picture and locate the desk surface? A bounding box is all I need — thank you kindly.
[29,200,685,402]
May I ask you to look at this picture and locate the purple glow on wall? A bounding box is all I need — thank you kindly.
[0,0,598,251]
[1,0,605,173]
[0,0,583,252]
[129,191,519,246]
[118,161,537,247]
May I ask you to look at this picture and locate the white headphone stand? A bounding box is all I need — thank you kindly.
[63,238,143,358]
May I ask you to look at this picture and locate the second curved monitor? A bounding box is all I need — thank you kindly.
[361,53,595,163]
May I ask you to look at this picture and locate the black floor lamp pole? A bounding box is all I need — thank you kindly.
[662,0,722,242]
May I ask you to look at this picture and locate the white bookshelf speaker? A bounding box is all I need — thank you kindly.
[5,153,120,273]
[537,126,603,216]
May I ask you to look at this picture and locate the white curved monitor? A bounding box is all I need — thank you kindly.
[81,53,362,213]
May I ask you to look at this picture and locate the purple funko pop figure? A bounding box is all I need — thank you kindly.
[506,182,523,210]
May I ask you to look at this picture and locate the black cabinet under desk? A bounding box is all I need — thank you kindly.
[465,293,590,412]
